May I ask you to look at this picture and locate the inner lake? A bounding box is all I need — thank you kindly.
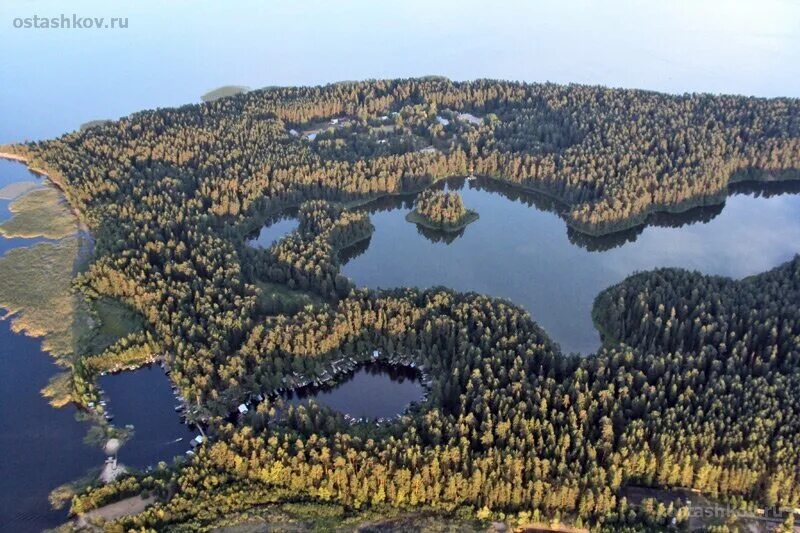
[339,177,800,354]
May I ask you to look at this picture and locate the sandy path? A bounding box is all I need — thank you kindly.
[77,495,155,527]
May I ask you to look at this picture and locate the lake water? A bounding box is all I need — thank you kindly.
[286,363,424,420]
[98,367,199,469]
[0,161,95,530]
[1,1,798,145]
[341,178,800,354]
[0,320,100,531]
[248,216,299,249]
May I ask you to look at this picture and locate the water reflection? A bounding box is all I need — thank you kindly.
[286,363,424,420]
[729,178,800,198]
[414,224,467,245]
[342,178,800,354]
[339,235,372,264]
[246,212,299,249]
[472,177,800,253]
[565,203,727,252]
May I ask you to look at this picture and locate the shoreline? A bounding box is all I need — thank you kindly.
[6,150,798,244]
[0,151,54,181]
[0,152,28,163]
[475,169,800,238]
[240,169,800,251]
[0,151,91,233]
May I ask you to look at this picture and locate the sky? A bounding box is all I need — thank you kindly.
[1,0,799,143]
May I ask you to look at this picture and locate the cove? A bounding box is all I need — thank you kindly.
[247,213,299,249]
[98,366,199,469]
[285,363,425,420]
[340,177,800,355]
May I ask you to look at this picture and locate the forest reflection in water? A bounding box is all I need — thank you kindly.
[339,176,800,354]
[285,363,425,420]
[245,175,800,355]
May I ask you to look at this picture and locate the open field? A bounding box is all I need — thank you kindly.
[201,85,249,102]
[81,298,145,357]
[256,280,324,315]
[77,495,156,529]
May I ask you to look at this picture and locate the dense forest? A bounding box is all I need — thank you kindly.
[71,257,800,531]
[5,77,800,530]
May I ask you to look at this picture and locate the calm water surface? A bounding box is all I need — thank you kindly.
[341,178,800,354]
[248,217,299,249]
[0,320,100,531]
[1,1,798,144]
[99,366,198,469]
[287,364,424,420]
[0,160,97,530]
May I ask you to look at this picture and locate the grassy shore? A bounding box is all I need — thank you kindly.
[0,237,88,357]
[0,235,141,362]
[0,181,40,200]
[256,280,324,315]
[0,186,77,239]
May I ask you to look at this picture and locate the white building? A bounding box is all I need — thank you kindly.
[457,113,482,125]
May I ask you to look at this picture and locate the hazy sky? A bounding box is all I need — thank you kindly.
[1,0,799,142]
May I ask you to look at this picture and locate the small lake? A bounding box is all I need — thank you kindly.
[286,364,424,420]
[340,177,800,354]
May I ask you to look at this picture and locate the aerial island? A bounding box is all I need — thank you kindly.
[405,189,479,232]
[1,77,799,531]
